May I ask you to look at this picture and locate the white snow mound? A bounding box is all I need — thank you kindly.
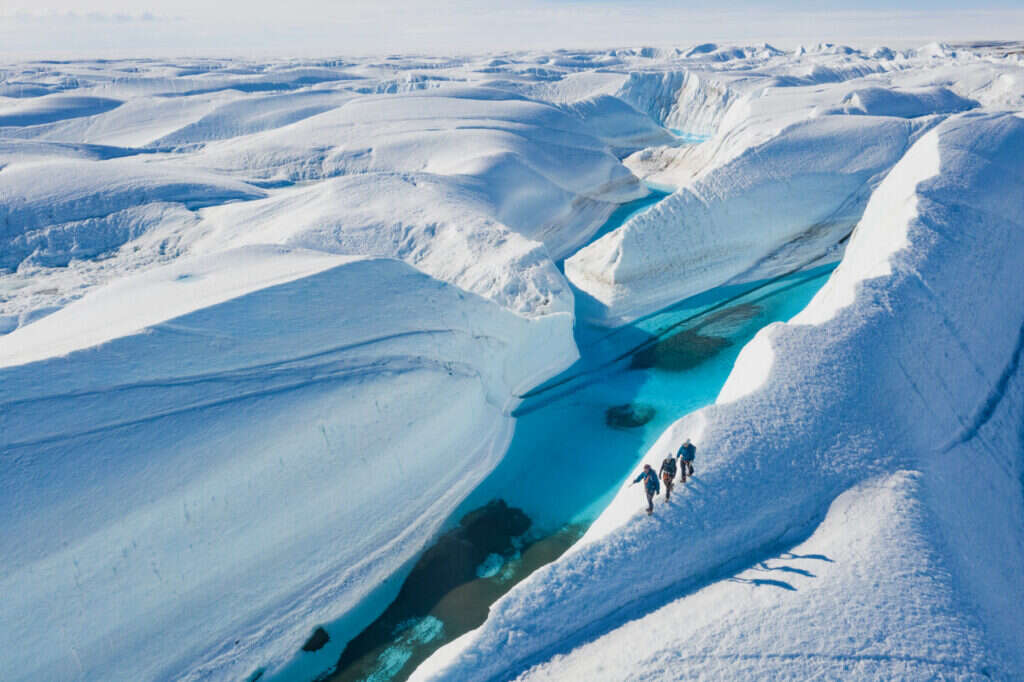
[566,114,932,325]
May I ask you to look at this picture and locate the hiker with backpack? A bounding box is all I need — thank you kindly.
[677,438,696,483]
[658,454,677,501]
[632,464,660,515]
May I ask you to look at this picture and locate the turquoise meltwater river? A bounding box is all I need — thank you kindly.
[268,189,839,682]
[466,260,837,534]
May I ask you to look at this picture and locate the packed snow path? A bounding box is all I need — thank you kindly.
[1,42,1023,682]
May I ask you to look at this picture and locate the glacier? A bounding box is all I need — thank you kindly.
[1,41,1023,682]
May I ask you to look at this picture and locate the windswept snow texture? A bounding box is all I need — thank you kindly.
[414,112,1024,682]
[1,43,1023,682]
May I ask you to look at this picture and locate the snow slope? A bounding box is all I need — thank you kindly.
[0,94,122,126]
[1,80,651,332]
[567,114,933,324]
[183,89,647,257]
[0,158,264,270]
[190,172,573,317]
[414,112,1024,681]
[0,246,575,682]
[499,471,1007,680]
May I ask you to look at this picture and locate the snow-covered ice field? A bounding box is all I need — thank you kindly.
[1,41,1023,681]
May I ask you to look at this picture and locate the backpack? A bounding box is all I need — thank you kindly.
[678,443,696,462]
[661,457,676,476]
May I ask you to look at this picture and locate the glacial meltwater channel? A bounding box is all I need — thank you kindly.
[267,189,838,682]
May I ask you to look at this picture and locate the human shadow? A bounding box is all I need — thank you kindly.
[728,577,798,591]
[780,552,834,562]
[762,565,816,578]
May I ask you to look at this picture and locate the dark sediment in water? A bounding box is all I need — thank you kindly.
[631,329,731,371]
[302,627,330,652]
[697,302,762,335]
[327,499,530,680]
[630,302,763,372]
[426,523,584,635]
[605,402,656,428]
[626,301,765,372]
[400,499,530,614]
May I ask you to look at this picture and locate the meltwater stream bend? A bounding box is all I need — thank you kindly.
[267,192,838,682]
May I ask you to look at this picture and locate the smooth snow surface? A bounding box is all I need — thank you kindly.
[1,248,575,682]
[1,43,1023,682]
[413,112,1024,681]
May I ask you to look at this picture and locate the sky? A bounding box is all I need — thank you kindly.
[2,1,1023,58]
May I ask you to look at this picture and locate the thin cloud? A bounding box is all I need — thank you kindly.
[1,2,1023,58]
[0,8,174,23]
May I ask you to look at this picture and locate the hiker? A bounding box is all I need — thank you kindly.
[632,464,660,515]
[677,438,696,482]
[659,453,677,501]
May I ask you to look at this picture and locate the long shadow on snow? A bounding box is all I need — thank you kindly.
[489,499,835,682]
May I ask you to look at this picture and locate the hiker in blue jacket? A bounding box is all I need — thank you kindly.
[633,464,660,515]
[677,438,696,483]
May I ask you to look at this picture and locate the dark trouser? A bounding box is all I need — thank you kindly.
[645,488,655,513]
[680,460,694,481]
[662,472,674,500]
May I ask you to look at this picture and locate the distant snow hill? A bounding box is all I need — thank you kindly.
[1,41,1022,681]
